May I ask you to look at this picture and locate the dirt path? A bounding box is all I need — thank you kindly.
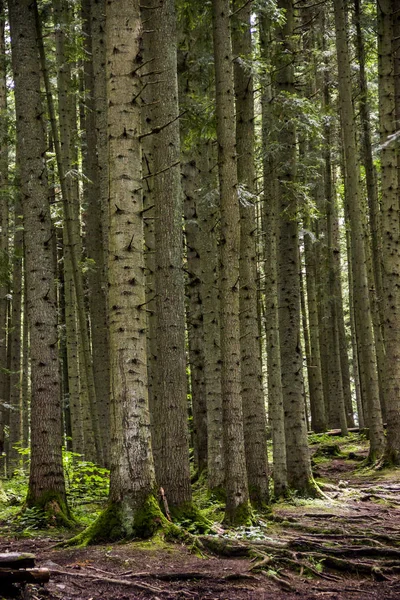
[1,451,400,599]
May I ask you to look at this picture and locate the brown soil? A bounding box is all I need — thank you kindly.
[1,453,400,600]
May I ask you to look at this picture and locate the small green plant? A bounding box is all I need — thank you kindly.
[63,450,109,506]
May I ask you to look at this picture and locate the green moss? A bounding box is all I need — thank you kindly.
[169,502,212,534]
[25,490,74,528]
[64,494,166,547]
[223,499,253,526]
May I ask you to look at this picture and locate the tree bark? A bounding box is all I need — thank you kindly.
[141,0,192,509]
[377,0,400,464]
[275,0,315,495]
[81,0,110,465]
[260,13,287,497]
[0,0,9,464]
[333,0,384,460]
[8,0,70,522]
[212,0,251,522]
[232,0,269,507]
[183,160,208,477]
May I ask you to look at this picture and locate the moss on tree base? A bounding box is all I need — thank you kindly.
[25,491,74,528]
[169,502,212,533]
[223,500,253,527]
[64,495,166,547]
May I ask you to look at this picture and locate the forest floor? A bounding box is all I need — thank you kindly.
[1,434,400,599]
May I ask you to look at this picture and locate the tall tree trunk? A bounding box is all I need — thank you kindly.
[49,0,103,463]
[275,0,315,495]
[142,0,192,509]
[232,0,269,507]
[196,144,224,493]
[260,14,287,497]
[377,0,400,464]
[0,0,9,464]
[9,0,70,523]
[183,160,208,476]
[70,0,164,544]
[303,215,327,433]
[8,194,23,475]
[354,0,386,423]
[333,0,384,459]
[212,0,251,523]
[90,0,108,275]
[81,0,110,465]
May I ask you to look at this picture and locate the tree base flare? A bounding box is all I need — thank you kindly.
[25,492,74,528]
[223,499,253,526]
[64,495,166,546]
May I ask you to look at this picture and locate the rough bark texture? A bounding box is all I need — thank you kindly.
[232,0,269,507]
[183,160,208,477]
[212,0,251,522]
[260,14,287,498]
[142,0,192,508]
[91,0,108,276]
[303,215,327,433]
[333,0,384,460]
[378,0,400,464]
[7,195,23,474]
[104,0,159,537]
[52,0,102,463]
[196,145,224,492]
[275,0,314,495]
[354,0,386,423]
[9,0,69,520]
[0,0,8,463]
[81,0,110,465]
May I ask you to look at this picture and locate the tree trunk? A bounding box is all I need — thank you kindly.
[183,160,208,476]
[51,0,102,463]
[8,194,23,475]
[196,144,224,493]
[0,0,9,464]
[81,0,110,465]
[333,0,384,460]
[377,0,400,464]
[8,0,70,523]
[354,0,386,423]
[275,0,315,495]
[260,13,287,498]
[232,0,269,507]
[141,0,192,510]
[72,0,163,542]
[212,0,251,523]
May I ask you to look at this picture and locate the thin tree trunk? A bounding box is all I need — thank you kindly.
[37,0,102,464]
[354,0,386,423]
[196,144,224,492]
[183,160,208,476]
[275,0,315,495]
[8,194,23,475]
[212,0,250,522]
[260,14,287,498]
[0,0,9,464]
[333,0,384,460]
[9,0,70,522]
[81,0,110,465]
[377,0,400,464]
[232,0,269,507]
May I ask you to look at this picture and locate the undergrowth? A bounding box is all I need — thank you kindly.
[0,449,109,534]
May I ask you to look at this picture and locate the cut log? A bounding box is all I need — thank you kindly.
[0,567,50,584]
[0,553,35,569]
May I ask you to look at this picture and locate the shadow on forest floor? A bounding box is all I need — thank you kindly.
[1,434,400,599]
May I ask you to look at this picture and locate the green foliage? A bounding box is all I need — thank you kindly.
[63,450,109,507]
